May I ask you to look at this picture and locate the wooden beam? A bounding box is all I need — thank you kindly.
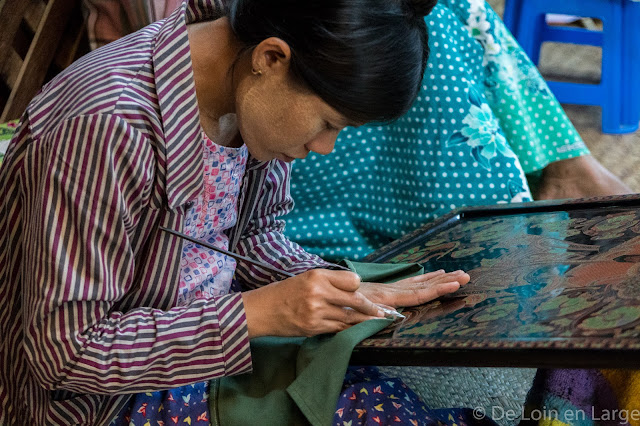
[0,0,34,70]
[1,0,75,121]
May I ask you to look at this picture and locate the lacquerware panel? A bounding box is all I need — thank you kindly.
[361,201,640,354]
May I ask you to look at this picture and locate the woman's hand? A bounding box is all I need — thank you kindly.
[357,269,470,308]
[241,269,386,339]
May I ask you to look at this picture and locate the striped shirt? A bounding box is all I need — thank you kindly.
[0,0,332,424]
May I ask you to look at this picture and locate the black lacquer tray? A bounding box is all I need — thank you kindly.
[351,195,640,368]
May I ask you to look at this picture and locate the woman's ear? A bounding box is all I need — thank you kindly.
[251,37,292,76]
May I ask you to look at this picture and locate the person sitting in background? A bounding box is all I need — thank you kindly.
[283,0,630,261]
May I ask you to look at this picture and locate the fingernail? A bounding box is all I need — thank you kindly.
[378,306,406,319]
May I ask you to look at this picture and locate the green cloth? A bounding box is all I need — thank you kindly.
[210,261,423,426]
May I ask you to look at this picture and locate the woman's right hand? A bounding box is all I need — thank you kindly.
[241,269,386,338]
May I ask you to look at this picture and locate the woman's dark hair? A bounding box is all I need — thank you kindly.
[227,0,437,124]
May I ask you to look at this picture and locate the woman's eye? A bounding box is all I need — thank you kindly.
[325,122,338,131]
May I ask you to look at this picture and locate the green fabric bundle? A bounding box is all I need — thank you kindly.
[210,261,423,426]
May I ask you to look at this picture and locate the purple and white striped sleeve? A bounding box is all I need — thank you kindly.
[234,160,340,289]
[21,114,251,395]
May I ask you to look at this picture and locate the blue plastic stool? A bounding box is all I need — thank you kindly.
[503,0,640,134]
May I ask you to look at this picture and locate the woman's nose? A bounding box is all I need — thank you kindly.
[307,131,338,156]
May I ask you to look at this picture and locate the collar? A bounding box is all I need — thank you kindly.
[151,0,225,208]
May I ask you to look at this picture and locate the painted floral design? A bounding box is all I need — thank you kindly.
[364,205,640,348]
[579,306,640,331]
[576,212,640,241]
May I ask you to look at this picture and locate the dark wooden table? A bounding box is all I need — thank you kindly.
[351,195,640,369]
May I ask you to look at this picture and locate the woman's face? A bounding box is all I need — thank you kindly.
[234,39,357,163]
[235,74,351,163]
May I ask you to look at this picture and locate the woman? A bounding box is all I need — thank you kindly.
[0,0,471,424]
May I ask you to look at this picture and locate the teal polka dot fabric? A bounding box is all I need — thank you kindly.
[283,0,589,261]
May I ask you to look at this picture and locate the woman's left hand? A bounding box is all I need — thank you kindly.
[357,269,470,308]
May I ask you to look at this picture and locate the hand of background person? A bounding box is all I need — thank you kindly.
[357,269,470,308]
[536,155,632,200]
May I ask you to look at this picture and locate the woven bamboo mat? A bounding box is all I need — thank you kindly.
[379,367,537,426]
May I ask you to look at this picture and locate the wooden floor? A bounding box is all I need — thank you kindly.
[487,0,640,192]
